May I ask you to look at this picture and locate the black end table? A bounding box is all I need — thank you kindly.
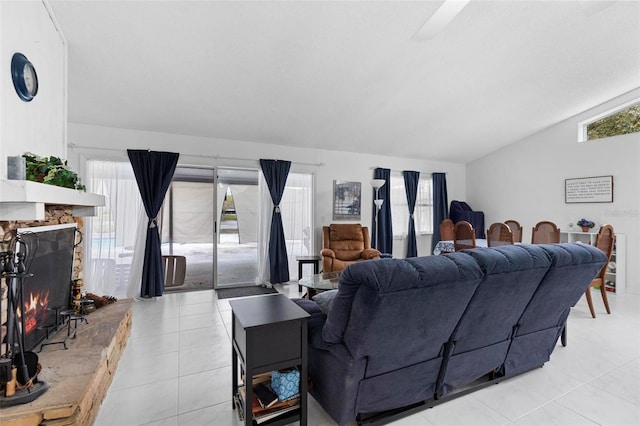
[231,294,310,426]
[296,255,321,292]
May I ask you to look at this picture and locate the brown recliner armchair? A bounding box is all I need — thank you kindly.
[321,224,381,273]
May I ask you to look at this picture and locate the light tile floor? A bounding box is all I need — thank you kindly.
[95,285,640,426]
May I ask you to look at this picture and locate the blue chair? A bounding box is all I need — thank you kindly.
[450,201,485,239]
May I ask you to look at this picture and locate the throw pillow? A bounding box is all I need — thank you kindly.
[312,290,339,314]
[271,369,300,401]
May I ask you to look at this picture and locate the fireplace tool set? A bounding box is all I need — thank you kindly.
[1,233,49,407]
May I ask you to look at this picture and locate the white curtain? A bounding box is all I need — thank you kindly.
[256,174,272,285]
[84,161,146,299]
[281,173,313,274]
[256,172,313,285]
[161,181,215,244]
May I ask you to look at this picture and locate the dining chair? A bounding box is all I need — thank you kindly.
[531,221,560,244]
[584,224,614,318]
[454,220,476,251]
[487,222,514,247]
[440,219,455,241]
[504,220,523,243]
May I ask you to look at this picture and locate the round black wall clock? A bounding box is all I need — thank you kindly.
[11,52,39,102]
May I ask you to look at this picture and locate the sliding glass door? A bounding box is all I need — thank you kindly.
[85,162,314,294]
[161,167,215,292]
[216,168,259,288]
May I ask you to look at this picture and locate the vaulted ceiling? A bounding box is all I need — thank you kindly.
[49,0,640,163]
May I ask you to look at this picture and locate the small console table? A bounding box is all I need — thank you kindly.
[230,294,310,426]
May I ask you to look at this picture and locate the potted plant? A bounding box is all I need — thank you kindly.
[22,153,86,191]
[576,218,595,232]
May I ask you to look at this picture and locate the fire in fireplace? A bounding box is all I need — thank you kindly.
[14,224,77,352]
[20,289,50,334]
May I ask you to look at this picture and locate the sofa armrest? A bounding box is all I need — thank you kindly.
[292,298,323,315]
[321,248,336,258]
[292,298,334,350]
[361,248,381,260]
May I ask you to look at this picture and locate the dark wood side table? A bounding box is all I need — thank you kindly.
[296,255,321,292]
[231,294,310,426]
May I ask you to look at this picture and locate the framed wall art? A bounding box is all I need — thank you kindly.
[565,175,613,203]
[333,180,361,220]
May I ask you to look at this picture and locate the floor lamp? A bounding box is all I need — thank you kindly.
[371,179,386,250]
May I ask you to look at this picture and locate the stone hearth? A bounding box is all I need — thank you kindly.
[0,300,132,425]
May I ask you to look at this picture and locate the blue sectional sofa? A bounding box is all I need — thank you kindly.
[294,243,606,425]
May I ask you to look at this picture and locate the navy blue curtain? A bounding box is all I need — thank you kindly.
[127,150,179,298]
[431,172,449,254]
[372,168,392,254]
[403,170,420,258]
[260,159,291,284]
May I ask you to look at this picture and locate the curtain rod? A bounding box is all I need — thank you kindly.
[68,143,325,168]
[370,166,447,175]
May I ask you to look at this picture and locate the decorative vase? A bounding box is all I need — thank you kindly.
[7,156,26,180]
[581,226,590,232]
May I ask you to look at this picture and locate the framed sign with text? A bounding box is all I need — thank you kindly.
[565,175,613,203]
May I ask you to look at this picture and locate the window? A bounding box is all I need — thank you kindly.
[390,173,433,238]
[579,99,640,142]
[415,177,433,234]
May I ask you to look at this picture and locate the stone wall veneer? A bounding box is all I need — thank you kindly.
[0,205,84,279]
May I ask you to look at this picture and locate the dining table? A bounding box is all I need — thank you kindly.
[433,239,488,255]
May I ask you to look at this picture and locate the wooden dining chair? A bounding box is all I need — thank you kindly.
[504,220,523,243]
[487,222,514,247]
[440,219,455,241]
[531,221,560,244]
[437,219,456,254]
[584,224,614,318]
[454,221,476,251]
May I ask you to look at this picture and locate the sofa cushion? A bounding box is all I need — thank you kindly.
[439,245,552,392]
[451,244,552,353]
[503,243,606,376]
[329,224,364,241]
[328,224,366,261]
[322,253,484,348]
[291,298,332,349]
[335,249,365,260]
[291,298,323,315]
[313,290,339,314]
[322,267,363,343]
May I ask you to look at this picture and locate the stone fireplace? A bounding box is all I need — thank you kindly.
[1,205,132,425]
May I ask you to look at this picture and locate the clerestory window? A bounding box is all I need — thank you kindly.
[578,99,640,142]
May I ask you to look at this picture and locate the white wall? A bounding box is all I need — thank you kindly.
[0,1,67,178]
[67,123,466,258]
[467,89,640,294]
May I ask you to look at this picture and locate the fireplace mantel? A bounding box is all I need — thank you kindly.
[0,180,105,220]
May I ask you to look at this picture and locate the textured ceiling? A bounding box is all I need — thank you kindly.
[49,0,640,163]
